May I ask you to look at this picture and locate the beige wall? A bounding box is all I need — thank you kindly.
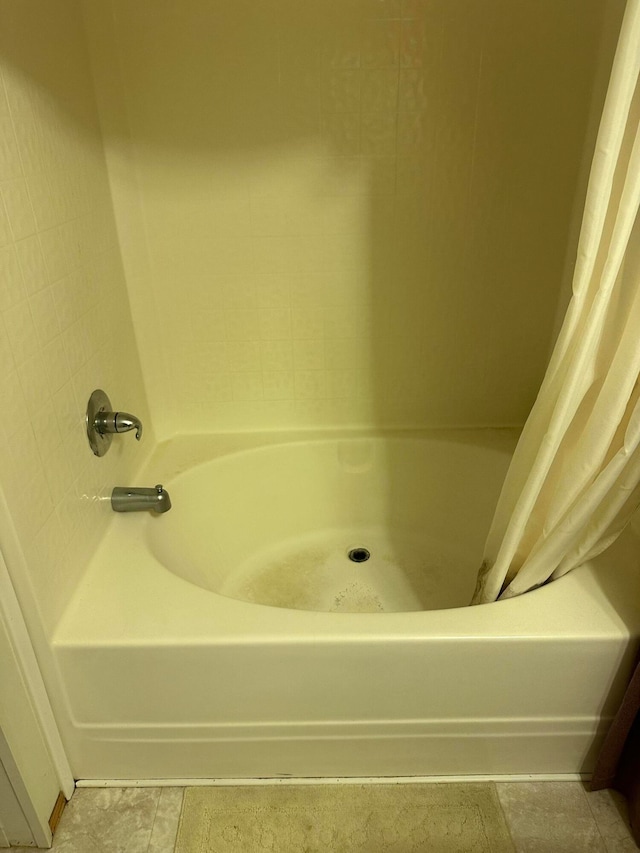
[89,0,610,434]
[0,0,151,634]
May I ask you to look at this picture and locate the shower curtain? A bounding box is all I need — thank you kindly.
[472,0,640,605]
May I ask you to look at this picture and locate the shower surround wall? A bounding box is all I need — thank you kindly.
[87,0,610,436]
[0,0,151,638]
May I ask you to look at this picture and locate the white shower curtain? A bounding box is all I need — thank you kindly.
[472,0,640,604]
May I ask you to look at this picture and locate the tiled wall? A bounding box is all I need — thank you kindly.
[0,0,151,634]
[90,0,611,434]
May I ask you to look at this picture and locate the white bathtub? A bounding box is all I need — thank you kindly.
[52,430,640,781]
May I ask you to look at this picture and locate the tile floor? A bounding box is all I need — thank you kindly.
[6,781,638,852]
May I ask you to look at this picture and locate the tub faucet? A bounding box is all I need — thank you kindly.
[111,484,172,514]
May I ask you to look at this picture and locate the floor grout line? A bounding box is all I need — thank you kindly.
[492,781,518,852]
[582,785,606,851]
[146,787,163,853]
[579,783,610,852]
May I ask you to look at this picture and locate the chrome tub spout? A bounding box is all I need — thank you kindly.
[111,484,171,513]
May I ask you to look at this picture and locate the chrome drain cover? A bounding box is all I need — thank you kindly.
[348,547,370,563]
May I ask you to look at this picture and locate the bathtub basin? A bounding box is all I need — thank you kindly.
[52,429,640,781]
[148,433,513,612]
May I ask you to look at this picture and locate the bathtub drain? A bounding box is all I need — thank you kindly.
[348,547,370,563]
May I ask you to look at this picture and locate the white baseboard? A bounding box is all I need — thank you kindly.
[76,772,591,788]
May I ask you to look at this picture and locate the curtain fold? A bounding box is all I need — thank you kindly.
[472,0,640,605]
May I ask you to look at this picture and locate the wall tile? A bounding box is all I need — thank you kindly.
[29,286,60,347]
[227,340,261,372]
[1,178,37,239]
[400,19,426,68]
[190,309,227,343]
[61,321,89,376]
[0,244,26,309]
[323,70,361,113]
[322,21,360,71]
[361,0,402,19]
[14,234,48,294]
[253,274,292,309]
[294,339,325,370]
[0,117,23,180]
[292,307,325,339]
[327,368,360,399]
[16,351,52,419]
[226,309,261,341]
[3,299,36,366]
[232,371,264,401]
[188,342,230,379]
[321,113,361,156]
[0,193,11,246]
[295,369,326,400]
[252,235,304,276]
[260,308,291,341]
[361,112,397,155]
[0,315,15,377]
[41,336,70,394]
[260,339,293,371]
[361,69,399,112]
[398,68,426,113]
[204,372,234,402]
[0,370,30,440]
[263,370,294,400]
[361,19,401,68]
[325,338,370,369]
[290,275,327,308]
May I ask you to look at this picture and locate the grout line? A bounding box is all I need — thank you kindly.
[580,783,613,852]
[173,789,186,853]
[492,782,518,853]
[145,787,163,853]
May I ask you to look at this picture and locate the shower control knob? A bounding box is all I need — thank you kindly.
[86,389,144,457]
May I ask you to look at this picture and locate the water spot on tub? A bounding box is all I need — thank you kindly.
[229,547,330,611]
[337,439,374,473]
[332,582,384,613]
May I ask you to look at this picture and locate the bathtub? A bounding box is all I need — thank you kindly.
[52,430,640,781]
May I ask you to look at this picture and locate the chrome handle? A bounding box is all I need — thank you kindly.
[114,413,142,441]
[94,411,142,441]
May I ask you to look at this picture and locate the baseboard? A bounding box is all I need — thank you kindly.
[76,772,591,787]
